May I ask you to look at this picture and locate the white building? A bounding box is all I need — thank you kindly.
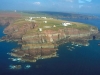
[41,17,47,19]
[62,22,71,26]
[39,28,42,31]
[53,25,56,27]
[43,21,47,23]
[29,17,33,20]
[25,17,36,22]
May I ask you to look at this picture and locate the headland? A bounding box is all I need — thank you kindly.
[0,11,99,62]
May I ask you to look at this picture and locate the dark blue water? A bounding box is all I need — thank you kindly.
[0,19,100,75]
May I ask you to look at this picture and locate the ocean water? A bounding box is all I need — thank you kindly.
[0,18,100,75]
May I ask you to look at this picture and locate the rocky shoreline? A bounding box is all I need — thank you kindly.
[0,12,99,62]
[1,28,99,62]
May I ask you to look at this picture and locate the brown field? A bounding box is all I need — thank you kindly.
[0,12,21,17]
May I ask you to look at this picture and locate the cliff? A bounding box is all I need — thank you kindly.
[0,12,99,62]
[2,17,98,62]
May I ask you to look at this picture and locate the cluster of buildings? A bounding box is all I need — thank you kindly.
[25,18,36,22]
[29,17,47,19]
[62,22,72,26]
[25,16,72,32]
[25,17,47,22]
[38,22,72,32]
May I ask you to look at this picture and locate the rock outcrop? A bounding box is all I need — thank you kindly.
[3,23,98,62]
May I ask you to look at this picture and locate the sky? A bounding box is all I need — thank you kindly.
[0,0,100,14]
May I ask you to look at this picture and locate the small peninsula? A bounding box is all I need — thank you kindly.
[0,12,99,62]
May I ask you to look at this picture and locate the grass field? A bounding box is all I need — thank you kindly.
[9,14,96,35]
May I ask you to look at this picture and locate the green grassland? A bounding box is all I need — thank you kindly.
[14,19,88,30]
[9,13,97,35]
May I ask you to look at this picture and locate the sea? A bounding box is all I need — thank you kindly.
[0,18,100,75]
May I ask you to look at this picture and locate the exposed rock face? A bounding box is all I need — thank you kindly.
[3,23,98,62]
[21,29,98,44]
[89,31,100,40]
[4,22,36,39]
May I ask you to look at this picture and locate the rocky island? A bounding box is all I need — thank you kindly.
[0,12,99,62]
